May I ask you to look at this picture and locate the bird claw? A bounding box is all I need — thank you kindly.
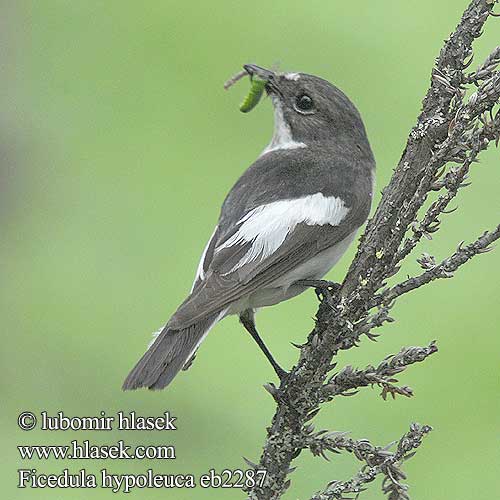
[294,279,341,305]
[295,279,340,290]
[275,366,289,382]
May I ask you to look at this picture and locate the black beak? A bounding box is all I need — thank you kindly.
[243,64,281,97]
[243,64,275,82]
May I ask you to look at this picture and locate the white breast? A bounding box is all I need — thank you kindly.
[228,230,358,313]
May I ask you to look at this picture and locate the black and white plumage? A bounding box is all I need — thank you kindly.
[123,65,375,390]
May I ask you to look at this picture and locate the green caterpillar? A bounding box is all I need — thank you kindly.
[239,77,267,113]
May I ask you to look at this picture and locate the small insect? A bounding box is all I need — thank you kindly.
[239,77,267,113]
[224,70,267,113]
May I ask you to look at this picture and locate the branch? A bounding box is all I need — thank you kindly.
[320,342,438,402]
[464,46,500,84]
[247,2,499,499]
[394,99,500,263]
[379,225,500,306]
[309,424,432,500]
[343,4,498,298]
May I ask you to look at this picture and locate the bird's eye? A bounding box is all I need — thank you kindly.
[294,94,314,113]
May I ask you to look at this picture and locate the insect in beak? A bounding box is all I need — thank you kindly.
[240,65,278,112]
[224,64,278,113]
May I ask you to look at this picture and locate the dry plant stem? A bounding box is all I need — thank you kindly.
[309,424,433,500]
[394,106,500,264]
[320,342,438,401]
[464,46,500,83]
[379,225,500,306]
[246,2,499,499]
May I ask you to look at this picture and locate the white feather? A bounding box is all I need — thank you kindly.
[283,72,300,81]
[216,193,350,273]
[261,100,306,155]
[182,307,229,367]
[148,325,164,350]
[191,225,218,291]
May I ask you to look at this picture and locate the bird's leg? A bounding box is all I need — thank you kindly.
[239,310,288,381]
[294,279,341,305]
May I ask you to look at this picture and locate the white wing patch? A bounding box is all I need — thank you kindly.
[216,193,350,273]
[261,100,306,156]
[284,72,300,81]
[191,225,218,291]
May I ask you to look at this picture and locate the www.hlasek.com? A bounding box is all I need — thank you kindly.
[17,410,266,492]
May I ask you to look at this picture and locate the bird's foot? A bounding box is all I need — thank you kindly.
[295,279,340,291]
[295,279,341,305]
[274,364,289,382]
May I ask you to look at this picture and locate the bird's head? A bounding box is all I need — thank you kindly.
[243,64,370,152]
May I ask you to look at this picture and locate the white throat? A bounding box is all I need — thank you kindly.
[261,100,306,156]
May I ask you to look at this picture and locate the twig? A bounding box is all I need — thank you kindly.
[378,226,500,306]
[464,46,500,84]
[309,424,432,500]
[394,100,500,264]
[320,342,438,402]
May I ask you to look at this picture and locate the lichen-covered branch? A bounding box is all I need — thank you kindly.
[320,342,438,402]
[342,0,497,299]
[394,86,500,264]
[379,225,500,306]
[308,424,432,500]
[464,46,500,84]
[246,2,500,499]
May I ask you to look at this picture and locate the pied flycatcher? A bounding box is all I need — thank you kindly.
[123,64,375,390]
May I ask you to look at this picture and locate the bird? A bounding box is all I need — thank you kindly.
[123,64,375,391]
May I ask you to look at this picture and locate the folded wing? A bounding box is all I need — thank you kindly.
[170,191,369,330]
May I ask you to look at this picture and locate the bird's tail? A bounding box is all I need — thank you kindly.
[122,310,224,391]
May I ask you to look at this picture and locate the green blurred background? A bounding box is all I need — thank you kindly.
[2,1,499,498]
